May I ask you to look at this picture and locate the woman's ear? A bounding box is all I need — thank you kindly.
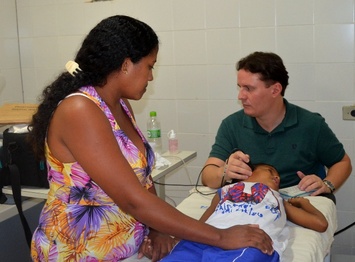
[121,58,130,74]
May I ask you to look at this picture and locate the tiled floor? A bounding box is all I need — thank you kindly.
[0,197,44,262]
[331,254,355,261]
[0,202,17,221]
[0,196,42,222]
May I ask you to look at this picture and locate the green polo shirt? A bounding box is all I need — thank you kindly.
[209,99,345,188]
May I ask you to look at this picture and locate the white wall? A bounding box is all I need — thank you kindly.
[1,0,355,256]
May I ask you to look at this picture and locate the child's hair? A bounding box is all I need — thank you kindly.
[253,163,277,170]
[231,163,278,184]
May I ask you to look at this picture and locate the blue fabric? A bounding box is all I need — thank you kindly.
[160,240,280,262]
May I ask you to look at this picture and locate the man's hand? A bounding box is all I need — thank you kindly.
[224,151,253,181]
[297,171,329,195]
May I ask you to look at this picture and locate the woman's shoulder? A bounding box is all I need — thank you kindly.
[54,93,109,130]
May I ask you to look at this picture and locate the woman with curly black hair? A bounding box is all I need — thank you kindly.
[29,15,273,261]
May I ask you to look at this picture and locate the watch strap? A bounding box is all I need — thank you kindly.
[323,179,335,193]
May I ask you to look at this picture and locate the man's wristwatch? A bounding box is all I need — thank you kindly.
[323,179,335,193]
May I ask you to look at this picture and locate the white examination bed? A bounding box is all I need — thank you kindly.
[124,187,337,262]
[176,187,337,262]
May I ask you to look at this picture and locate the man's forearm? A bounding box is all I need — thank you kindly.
[325,153,352,192]
[201,159,225,188]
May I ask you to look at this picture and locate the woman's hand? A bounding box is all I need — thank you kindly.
[219,224,274,255]
[137,230,178,262]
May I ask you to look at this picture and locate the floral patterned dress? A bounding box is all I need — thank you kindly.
[31,86,155,261]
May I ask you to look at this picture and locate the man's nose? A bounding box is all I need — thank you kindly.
[238,90,245,100]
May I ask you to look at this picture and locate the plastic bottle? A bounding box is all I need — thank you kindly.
[147,111,162,154]
[167,130,179,154]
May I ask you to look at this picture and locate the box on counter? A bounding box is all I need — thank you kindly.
[0,103,38,125]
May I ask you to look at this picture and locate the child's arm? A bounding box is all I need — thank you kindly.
[284,197,328,232]
[199,193,220,222]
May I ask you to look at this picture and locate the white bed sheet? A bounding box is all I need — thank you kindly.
[176,187,337,262]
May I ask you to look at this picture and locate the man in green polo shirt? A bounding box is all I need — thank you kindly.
[201,52,351,198]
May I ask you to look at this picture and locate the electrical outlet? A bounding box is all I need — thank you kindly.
[342,106,355,120]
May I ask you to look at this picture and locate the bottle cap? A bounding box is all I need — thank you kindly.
[168,130,176,139]
[150,111,157,117]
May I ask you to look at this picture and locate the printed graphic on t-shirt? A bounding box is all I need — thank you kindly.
[218,182,281,220]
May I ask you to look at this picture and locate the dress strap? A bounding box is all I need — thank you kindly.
[65,92,90,99]
[57,92,92,106]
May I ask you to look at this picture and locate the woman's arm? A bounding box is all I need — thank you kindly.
[284,198,328,232]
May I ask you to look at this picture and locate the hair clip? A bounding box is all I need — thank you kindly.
[65,60,82,76]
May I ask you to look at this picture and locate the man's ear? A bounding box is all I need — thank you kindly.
[271,82,282,96]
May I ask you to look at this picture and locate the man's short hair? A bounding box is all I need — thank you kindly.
[236,52,289,96]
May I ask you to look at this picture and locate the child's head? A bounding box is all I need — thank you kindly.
[245,163,280,190]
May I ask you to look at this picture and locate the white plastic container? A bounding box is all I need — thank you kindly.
[167,129,178,154]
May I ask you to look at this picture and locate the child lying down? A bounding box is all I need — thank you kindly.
[144,163,328,262]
